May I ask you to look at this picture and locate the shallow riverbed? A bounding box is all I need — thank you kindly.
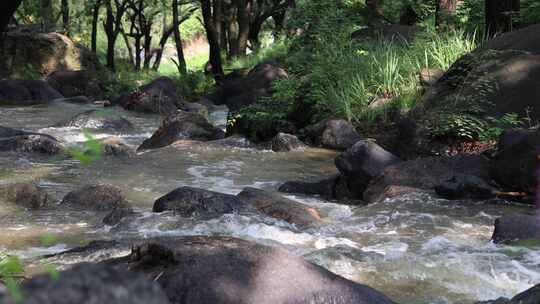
[1,101,538,304]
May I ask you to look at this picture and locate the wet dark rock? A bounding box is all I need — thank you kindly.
[434,174,497,200]
[226,112,297,142]
[153,186,249,218]
[0,79,63,105]
[304,119,362,150]
[179,102,208,118]
[351,25,419,42]
[271,132,307,152]
[279,174,339,199]
[492,215,540,244]
[477,283,540,304]
[58,110,134,132]
[335,140,401,199]
[2,183,49,209]
[115,77,180,114]
[101,137,136,157]
[138,111,225,151]
[237,187,321,227]
[491,128,540,193]
[61,185,129,211]
[209,63,288,111]
[104,236,397,304]
[0,126,63,154]
[46,70,104,100]
[2,263,170,304]
[497,128,535,151]
[103,207,136,226]
[56,95,93,104]
[483,24,540,54]
[364,155,491,203]
[208,135,260,149]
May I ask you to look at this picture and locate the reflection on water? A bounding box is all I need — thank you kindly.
[0,102,539,304]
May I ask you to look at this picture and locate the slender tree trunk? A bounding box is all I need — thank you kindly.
[248,17,264,53]
[236,0,251,57]
[61,0,70,35]
[153,26,174,70]
[213,0,224,49]
[435,0,458,28]
[201,0,224,79]
[142,33,153,69]
[104,0,118,70]
[91,0,101,53]
[485,0,520,37]
[121,28,135,66]
[172,0,187,74]
[41,0,54,30]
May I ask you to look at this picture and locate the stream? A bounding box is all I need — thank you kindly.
[1,101,539,304]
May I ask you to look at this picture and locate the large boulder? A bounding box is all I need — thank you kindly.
[1,183,49,209]
[434,174,497,200]
[46,70,104,100]
[335,140,401,199]
[0,79,63,105]
[152,187,250,218]
[491,128,540,193]
[57,110,134,132]
[303,119,362,150]
[279,174,340,199]
[1,263,170,304]
[364,154,491,203]
[483,24,540,54]
[138,111,225,151]
[61,185,129,211]
[492,215,540,244]
[405,34,540,156]
[237,187,321,228]
[209,63,288,111]
[271,132,307,152]
[115,77,181,114]
[0,29,100,78]
[0,126,63,154]
[106,236,397,304]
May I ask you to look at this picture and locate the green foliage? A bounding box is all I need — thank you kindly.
[429,112,524,141]
[66,130,103,166]
[0,252,25,303]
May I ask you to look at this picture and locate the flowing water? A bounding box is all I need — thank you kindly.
[1,101,539,304]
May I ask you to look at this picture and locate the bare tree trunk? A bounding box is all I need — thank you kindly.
[104,0,128,71]
[485,0,520,37]
[236,0,251,57]
[436,0,458,28]
[121,28,135,66]
[61,0,70,35]
[153,18,174,70]
[201,0,224,80]
[41,0,54,30]
[172,0,187,74]
[142,33,153,69]
[91,0,101,53]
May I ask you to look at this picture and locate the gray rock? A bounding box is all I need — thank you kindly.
[61,185,128,211]
[304,119,362,150]
[271,132,307,152]
[2,263,170,304]
[237,187,321,228]
[153,186,249,218]
[335,140,401,199]
[138,111,225,151]
[2,183,49,209]
[434,174,497,200]
[115,77,181,114]
[58,110,134,132]
[492,215,540,244]
[0,126,63,154]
